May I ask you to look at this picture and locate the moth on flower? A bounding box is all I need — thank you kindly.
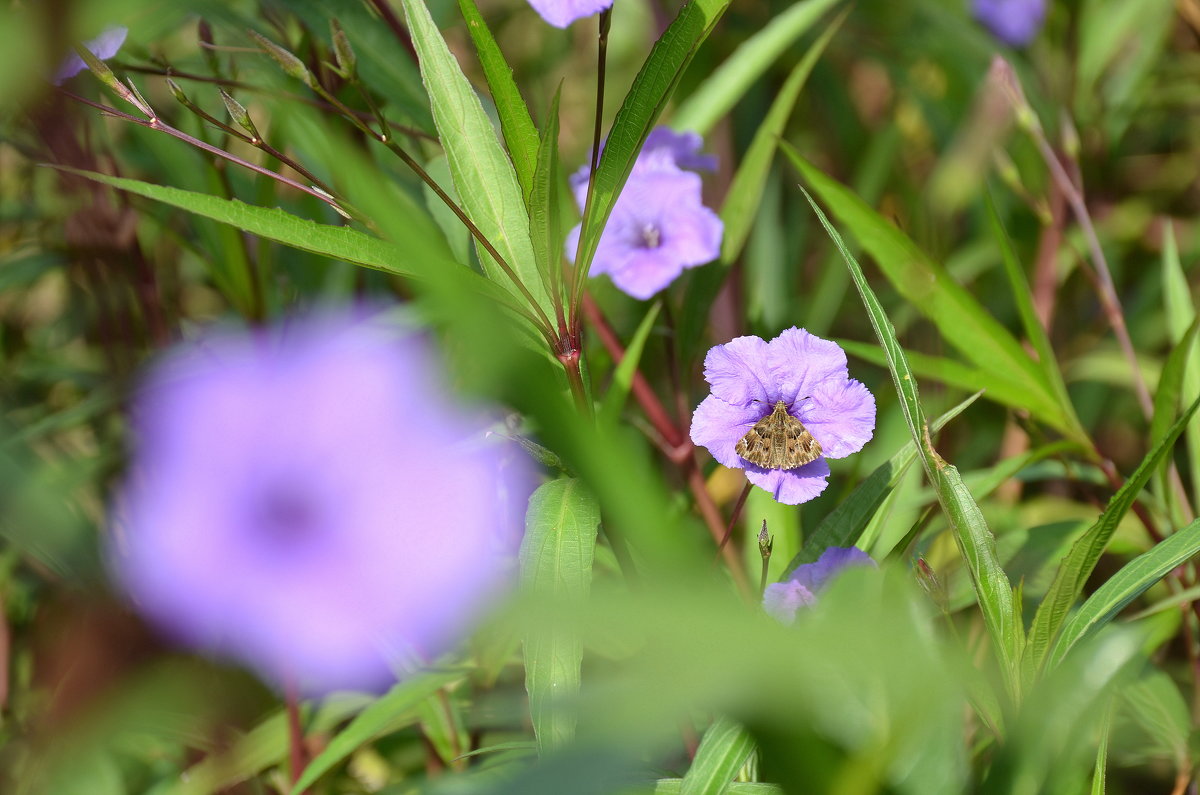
[690,328,875,505]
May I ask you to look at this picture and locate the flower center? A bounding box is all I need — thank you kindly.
[639,223,661,249]
[249,483,323,547]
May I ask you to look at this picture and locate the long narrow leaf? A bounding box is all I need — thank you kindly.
[599,302,662,426]
[804,190,1022,693]
[672,0,841,135]
[786,147,1078,443]
[457,0,540,199]
[1047,517,1200,669]
[400,0,552,318]
[679,716,755,795]
[719,10,844,265]
[1025,396,1200,673]
[521,478,601,751]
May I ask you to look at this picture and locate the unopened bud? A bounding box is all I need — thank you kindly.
[198,19,221,75]
[249,30,315,89]
[331,19,357,78]
[757,520,773,559]
[915,557,947,610]
[165,78,189,104]
[219,88,260,140]
[1059,111,1080,161]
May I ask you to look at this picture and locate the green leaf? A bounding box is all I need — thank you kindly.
[985,190,1078,431]
[1047,516,1200,669]
[290,671,461,794]
[803,190,1022,694]
[400,0,553,319]
[1150,317,1200,448]
[1025,396,1200,675]
[656,781,783,795]
[1090,699,1112,795]
[785,147,1078,443]
[599,302,662,426]
[572,0,732,289]
[520,478,601,751]
[782,391,983,575]
[718,10,844,265]
[679,716,756,795]
[458,0,540,200]
[672,0,842,135]
[1161,223,1200,501]
[528,87,565,308]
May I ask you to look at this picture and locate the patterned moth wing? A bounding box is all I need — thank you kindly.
[736,401,822,470]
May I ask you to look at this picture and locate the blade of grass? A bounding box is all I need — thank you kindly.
[679,716,756,795]
[803,189,1023,695]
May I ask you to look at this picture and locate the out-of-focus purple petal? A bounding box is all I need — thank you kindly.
[763,581,816,624]
[765,327,849,406]
[788,546,875,593]
[640,128,718,173]
[744,458,830,505]
[527,0,614,27]
[54,26,128,85]
[689,396,763,470]
[703,335,775,406]
[972,0,1046,47]
[802,378,876,459]
[111,312,531,696]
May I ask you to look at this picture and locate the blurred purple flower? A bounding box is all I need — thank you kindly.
[764,547,875,624]
[527,0,613,28]
[972,0,1046,47]
[689,328,875,505]
[109,313,529,695]
[54,26,128,85]
[565,127,722,300]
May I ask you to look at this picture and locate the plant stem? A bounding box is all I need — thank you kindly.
[285,683,308,792]
[714,481,753,562]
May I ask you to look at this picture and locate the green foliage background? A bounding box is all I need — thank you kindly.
[3,0,1200,792]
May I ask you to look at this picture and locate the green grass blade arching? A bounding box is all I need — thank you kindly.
[803,189,1023,693]
[718,9,845,266]
[678,716,756,795]
[1024,397,1200,675]
[400,0,553,320]
[671,0,842,135]
[786,147,1079,444]
[520,478,602,751]
[599,301,662,426]
[571,0,733,304]
[1046,517,1200,670]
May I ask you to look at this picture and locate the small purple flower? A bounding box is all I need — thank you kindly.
[527,0,614,28]
[54,26,128,85]
[690,328,876,505]
[764,547,875,624]
[566,127,723,300]
[108,312,529,695]
[972,0,1046,47]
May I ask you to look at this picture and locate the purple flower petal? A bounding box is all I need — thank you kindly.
[802,378,876,459]
[689,395,764,469]
[763,581,816,625]
[640,128,718,173]
[744,458,830,506]
[527,0,614,27]
[703,335,775,406]
[111,312,530,695]
[972,0,1046,47]
[765,327,849,406]
[54,26,128,85]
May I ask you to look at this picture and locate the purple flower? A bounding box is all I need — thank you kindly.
[764,547,875,624]
[566,127,723,300]
[689,328,876,505]
[527,0,613,28]
[972,0,1046,47]
[54,26,128,85]
[108,312,529,695]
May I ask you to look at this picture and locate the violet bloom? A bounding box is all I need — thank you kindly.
[972,0,1046,47]
[764,547,875,624]
[527,0,613,28]
[565,127,723,300]
[690,328,876,505]
[109,313,529,695]
[54,26,128,85]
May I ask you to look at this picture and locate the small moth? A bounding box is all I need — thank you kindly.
[735,400,822,470]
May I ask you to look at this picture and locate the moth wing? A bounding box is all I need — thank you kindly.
[736,419,777,468]
[781,418,823,470]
